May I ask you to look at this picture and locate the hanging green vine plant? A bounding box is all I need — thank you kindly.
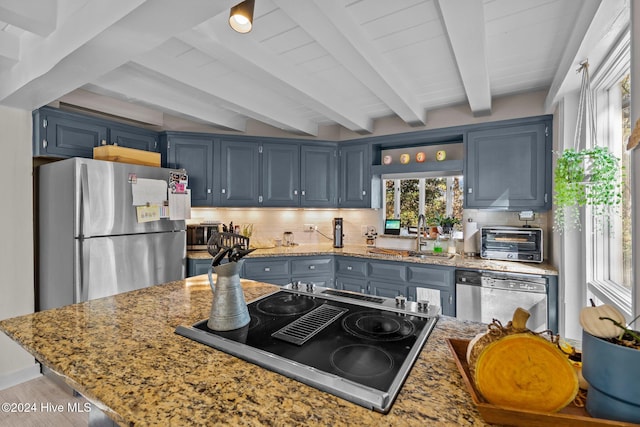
[553,61,624,233]
[553,146,623,232]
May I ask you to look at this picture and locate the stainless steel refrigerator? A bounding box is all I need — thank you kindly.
[38,157,187,310]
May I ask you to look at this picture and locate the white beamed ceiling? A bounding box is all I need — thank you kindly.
[0,0,629,136]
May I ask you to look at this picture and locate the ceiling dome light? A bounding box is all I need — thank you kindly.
[229,0,255,34]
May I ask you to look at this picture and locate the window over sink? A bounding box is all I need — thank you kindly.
[383,176,463,231]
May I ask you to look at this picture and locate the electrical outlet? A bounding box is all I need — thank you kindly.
[303,224,315,232]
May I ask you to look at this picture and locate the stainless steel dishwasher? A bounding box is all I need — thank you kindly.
[455,270,548,331]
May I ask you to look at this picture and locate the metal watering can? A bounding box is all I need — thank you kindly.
[207,260,250,331]
[206,232,255,331]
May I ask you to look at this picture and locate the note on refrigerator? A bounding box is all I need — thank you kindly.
[136,205,161,223]
[132,178,168,206]
[168,189,191,220]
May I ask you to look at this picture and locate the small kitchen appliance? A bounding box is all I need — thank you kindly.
[283,231,294,247]
[480,226,543,263]
[176,284,438,413]
[333,217,343,248]
[187,222,220,250]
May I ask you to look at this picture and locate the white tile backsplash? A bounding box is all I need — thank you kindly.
[188,207,550,255]
[189,208,380,246]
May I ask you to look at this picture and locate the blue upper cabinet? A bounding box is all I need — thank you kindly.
[33,107,159,158]
[220,139,261,206]
[109,126,159,152]
[300,144,337,207]
[338,143,370,208]
[262,142,300,207]
[162,133,217,207]
[33,108,107,158]
[465,117,551,211]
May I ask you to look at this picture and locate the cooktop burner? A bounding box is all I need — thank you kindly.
[255,292,318,316]
[331,344,395,378]
[342,311,416,341]
[176,285,438,413]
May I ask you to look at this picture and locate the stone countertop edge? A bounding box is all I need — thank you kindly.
[188,243,559,276]
[0,277,490,427]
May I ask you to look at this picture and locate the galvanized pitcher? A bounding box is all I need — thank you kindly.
[207,260,250,331]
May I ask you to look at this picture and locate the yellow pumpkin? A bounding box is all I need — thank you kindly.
[579,304,626,339]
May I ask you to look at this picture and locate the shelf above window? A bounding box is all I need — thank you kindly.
[371,159,463,178]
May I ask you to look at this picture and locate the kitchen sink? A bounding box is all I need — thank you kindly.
[407,251,455,260]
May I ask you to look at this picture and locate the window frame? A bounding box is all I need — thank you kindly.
[587,29,633,317]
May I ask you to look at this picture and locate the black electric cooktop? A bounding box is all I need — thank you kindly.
[176,284,439,413]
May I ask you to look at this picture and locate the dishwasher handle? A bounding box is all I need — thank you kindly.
[481,276,546,293]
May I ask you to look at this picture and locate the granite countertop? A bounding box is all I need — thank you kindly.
[0,276,490,426]
[189,243,558,276]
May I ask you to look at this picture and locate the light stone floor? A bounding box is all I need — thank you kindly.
[0,376,89,427]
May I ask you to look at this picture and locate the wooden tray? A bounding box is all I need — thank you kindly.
[446,338,640,426]
[93,146,161,167]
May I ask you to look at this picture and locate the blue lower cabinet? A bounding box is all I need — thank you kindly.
[368,280,410,299]
[292,275,333,288]
[187,258,212,277]
[336,277,366,294]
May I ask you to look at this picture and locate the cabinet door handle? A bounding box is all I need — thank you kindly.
[222,188,226,194]
[468,188,473,194]
[449,295,453,305]
[347,266,352,270]
[264,267,271,272]
[309,265,315,270]
[294,190,298,195]
[42,139,47,148]
[301,190,306,196]
[362,190,366,196]
[101,139,107,146]
[207,189,212,194]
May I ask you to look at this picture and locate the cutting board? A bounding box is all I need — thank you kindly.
[367,247,411,257]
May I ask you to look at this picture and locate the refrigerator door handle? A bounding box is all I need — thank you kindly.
[74,239,89,303]
[80,164,91,239]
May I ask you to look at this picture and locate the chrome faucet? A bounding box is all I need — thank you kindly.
[416,214,426,252]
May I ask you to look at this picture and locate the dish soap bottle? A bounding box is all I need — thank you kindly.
[433,235,443,254]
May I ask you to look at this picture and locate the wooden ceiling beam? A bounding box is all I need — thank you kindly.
[133,44,319,135]
[0,0,57,36]
[0,0,236,110]
[87,64,248,132]
[275,0,426,126]
[436,0,492,117]
[185,14,373,134]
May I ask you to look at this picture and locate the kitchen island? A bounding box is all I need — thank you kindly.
[0,275,489,426]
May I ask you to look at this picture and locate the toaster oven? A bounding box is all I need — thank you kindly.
[187,223,220,250]
[480,226,543,263]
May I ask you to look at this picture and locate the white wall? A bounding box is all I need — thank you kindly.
[0,106,39,389]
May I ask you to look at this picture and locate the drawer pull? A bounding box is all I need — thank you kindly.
[264,267,271,272]
[347,266,352,271]
[309,265,316,270]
